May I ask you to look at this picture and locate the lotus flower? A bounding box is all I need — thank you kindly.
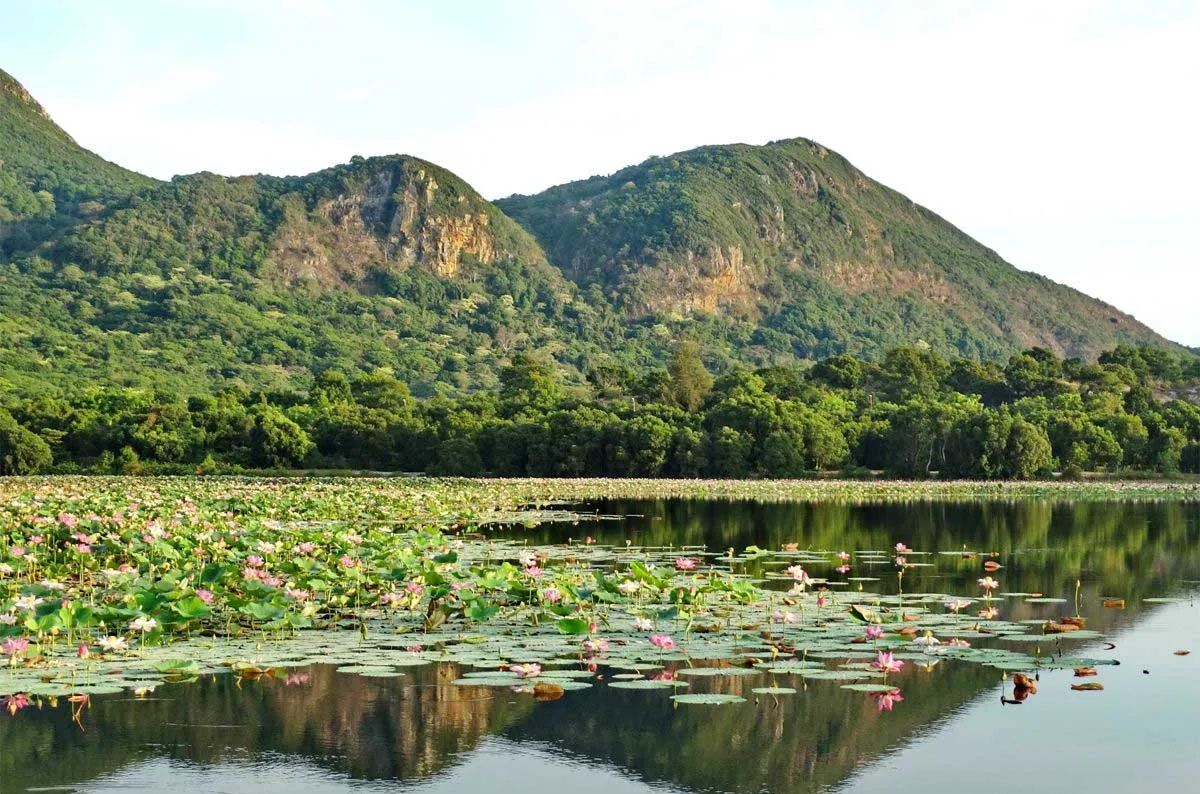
[870,688,904,712]
[98,636,128,652]
[675,558,698,571]
[871,651,904,674]
[129,616,157,633]
[650,634,676,651]
[510,662,542,679]
[978,576,1000,591]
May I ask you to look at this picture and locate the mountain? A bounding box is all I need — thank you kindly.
[0,68,1187,397]
[0,69,154,229]
[497,138,1177,361]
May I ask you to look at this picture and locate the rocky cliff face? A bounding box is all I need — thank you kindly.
[261,157,544,288]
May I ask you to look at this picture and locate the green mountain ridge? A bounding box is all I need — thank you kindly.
[0,69,1186,397]
[497,138,1174,360]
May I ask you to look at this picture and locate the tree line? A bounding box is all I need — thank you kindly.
[1,342,1198,479]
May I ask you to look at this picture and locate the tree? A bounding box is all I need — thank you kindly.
[760,431,806,477]
[1002,418,1053,479]
[666,341,713,412]
[251,407,314,468]
[0,411,52,475]
[499,353,562,415]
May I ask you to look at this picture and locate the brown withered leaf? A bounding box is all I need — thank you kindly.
[1044,621,1082,634]
[1071,682,1104,691]
[533,682,565,701]
[1173,650,1190,656]
[1102,599,1125,609]
[1073,667,1098,677]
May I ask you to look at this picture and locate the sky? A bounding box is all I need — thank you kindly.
[3,0,1197,346]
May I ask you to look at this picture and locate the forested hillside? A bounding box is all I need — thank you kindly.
[0,68,1193,420]
[499,138,1176,361]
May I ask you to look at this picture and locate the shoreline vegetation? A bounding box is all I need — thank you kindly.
[1,343,1199,482]
[2,475,1199,507]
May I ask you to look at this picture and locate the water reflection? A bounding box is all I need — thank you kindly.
[5,500,1199,794]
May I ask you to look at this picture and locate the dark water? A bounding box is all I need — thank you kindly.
[5,499,1200,794]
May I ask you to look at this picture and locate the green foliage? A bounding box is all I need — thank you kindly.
[0,342,1196,479]
[666,340,713,411]
[0,409,51,474]
[498,138,1182,362]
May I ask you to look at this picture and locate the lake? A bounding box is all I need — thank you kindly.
[5,497,1199,794]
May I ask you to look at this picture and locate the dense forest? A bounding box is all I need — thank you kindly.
[2,342,1197,478]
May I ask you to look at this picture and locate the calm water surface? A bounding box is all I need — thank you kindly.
[6,499,1199,794]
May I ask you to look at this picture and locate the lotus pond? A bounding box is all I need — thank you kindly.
[2,477,1199,793]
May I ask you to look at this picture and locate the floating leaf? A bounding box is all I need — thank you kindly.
[670,693,746,705]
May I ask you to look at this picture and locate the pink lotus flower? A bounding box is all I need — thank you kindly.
[129,616,157,633]
[4,693,30,714]
[339,555,356,568]
[786,565,810,585]
[509,662,542,679]
[977,606,999,619]
[405,581,425,596]
[9,547,24,558]
[650,634,676,651]
[977,576,999,591]
[297,542,316,554]
[865,625,885,640]
[894,556,907,567]
[870,688,904,712]
[870,651,904,674]
[2,637,29,656]
[895,542,910,553]
[836,564,851,574]
[675,558,698,571]
[59,512,79,528]
[582,637,609,655]
[523,565,543,578]
[76,543,91,554]
[542,587,562,603]
[77,643,90,659]
[245,555,264,568]
[28,535,43,545]
[816,594,827,608]
[196,589,215,604]
[836,551,851,562]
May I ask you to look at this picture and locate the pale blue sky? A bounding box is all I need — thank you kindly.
[4,1,1197,345]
